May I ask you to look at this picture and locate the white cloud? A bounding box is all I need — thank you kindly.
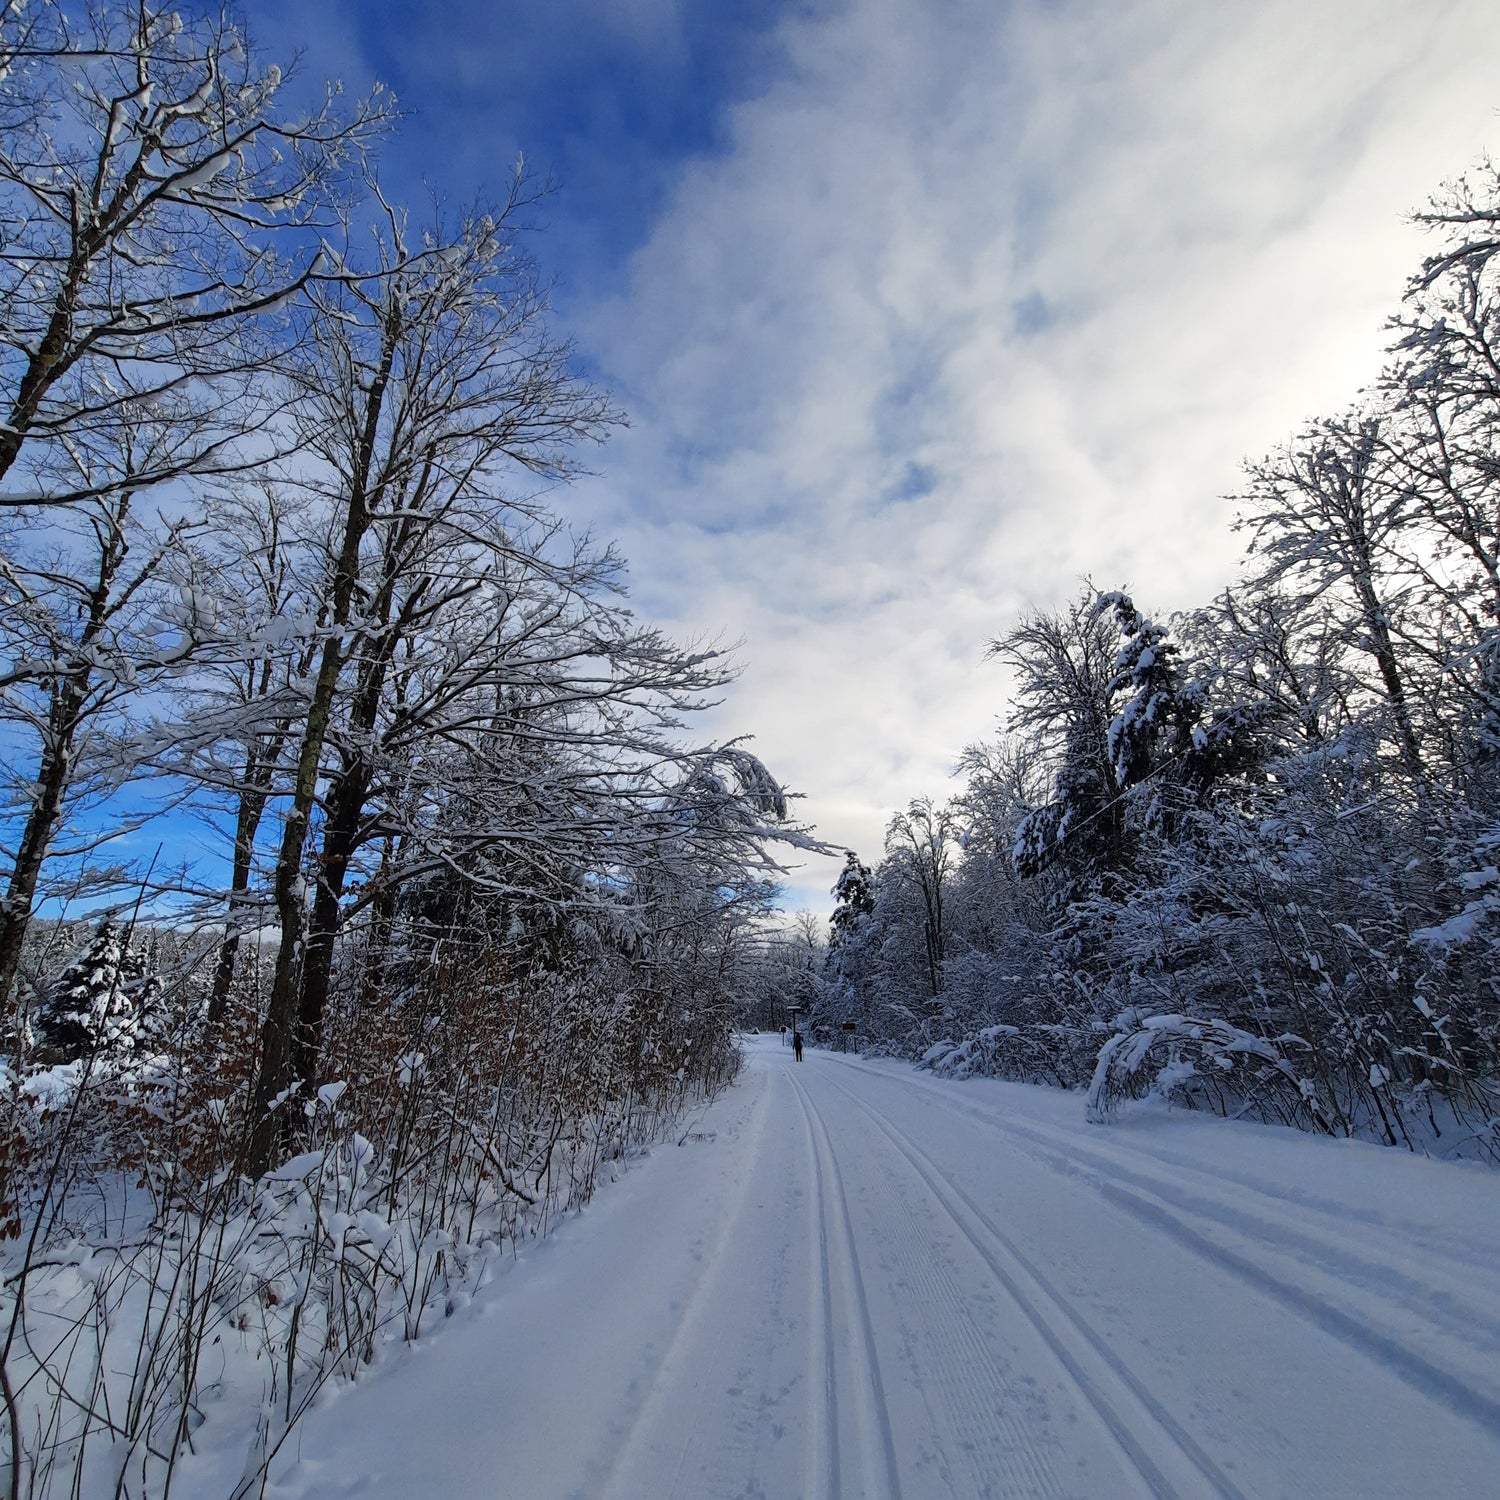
[563,0,1500,913]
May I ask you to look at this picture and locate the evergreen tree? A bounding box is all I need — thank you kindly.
[121,932,171,1055]
[828,851,875,953]
[37,920,132,1062]
[34,920,170,1063]
[1100,591,1183,793]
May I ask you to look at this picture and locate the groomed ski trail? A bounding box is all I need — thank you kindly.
[228,1035,1500,1500]
[790,1065,903,1500]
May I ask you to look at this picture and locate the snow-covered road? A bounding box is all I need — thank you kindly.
[258,1035,1500,1499]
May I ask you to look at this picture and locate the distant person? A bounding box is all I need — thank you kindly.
[793,1030,804,1062]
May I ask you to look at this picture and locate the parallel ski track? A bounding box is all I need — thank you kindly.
[841,1057,1500,1279]
[793,1066,841,1500]
[790,1068,904,1500]
[823,1071,1247,1500]
[836,1058,1500,1441]
[804,1082,1069,1498]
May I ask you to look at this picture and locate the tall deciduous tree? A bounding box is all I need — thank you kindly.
[885,799,955,1003]
[1238,415,1427,783]
[246,187,618,1170]
[0,3,385,1029]
[0,410,216,1028]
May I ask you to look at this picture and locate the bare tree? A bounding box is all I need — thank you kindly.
[0,406,219,1034]
[990,590,1124,878]
[1237,414,1427,782]
[0,2,387,501]
[162,481,321,1023]
[885,798,955,1002]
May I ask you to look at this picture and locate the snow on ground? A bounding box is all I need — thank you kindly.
[180,1034,1500,1499]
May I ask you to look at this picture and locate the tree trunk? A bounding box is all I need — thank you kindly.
[246,627,350,1173]
[0,688,80,1033]
[292,495,418,1092]
[0,246,87,484]
[293,760,371,1089]
[1355,575,1425,782]
[207,781,272,1026]
[245,308,399,1175]
[0,522,126,1034]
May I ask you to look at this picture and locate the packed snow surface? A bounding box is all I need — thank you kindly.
[199,1035,1500,1498]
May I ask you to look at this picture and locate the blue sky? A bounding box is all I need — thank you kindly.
[246,0,1500,916]
[254,0,788,309]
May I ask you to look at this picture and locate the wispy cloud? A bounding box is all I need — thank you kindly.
[254,0,1500,915]
[560,0,1500,910]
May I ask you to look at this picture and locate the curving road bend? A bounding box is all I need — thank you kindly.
[257,1034,1500,1500]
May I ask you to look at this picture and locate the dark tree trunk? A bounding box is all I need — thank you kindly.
[246,309,399,1176]
[0,522,126,1034]
[293,760,372,1089]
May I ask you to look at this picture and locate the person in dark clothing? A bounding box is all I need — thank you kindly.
[793,1030,804,1062]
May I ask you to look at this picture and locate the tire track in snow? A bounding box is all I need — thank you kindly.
[1019,1118,1496,1279]
[824,1072,1247,1500]
[790,1069,904,1500]
[839,1061,1500,1438]
[966,1106,1500,1352]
